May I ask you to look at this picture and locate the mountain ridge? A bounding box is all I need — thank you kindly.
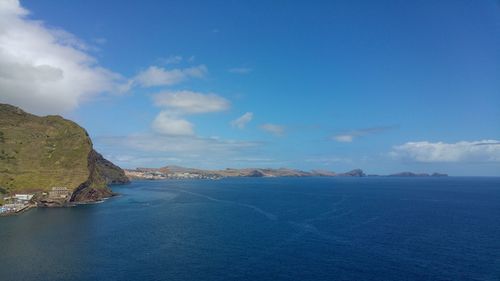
[125,165,448,179]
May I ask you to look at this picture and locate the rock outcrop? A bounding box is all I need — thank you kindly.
[389,172,448,177]
[337,169,366,177]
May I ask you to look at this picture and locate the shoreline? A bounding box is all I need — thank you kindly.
[0,193,118,217]
[0,203,35,217]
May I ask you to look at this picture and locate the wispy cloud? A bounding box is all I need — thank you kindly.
[305,157,352,164]
[391,140,500,162]
[133,65,207,87]
[122,135,258,153]
[333,135,354,142]
[231,112,253,129]
[230,157,275,163]
[153,90,230,114]
[260,123,285,136]
[333,126,396,142]
[157,55,183,65]
[106,155,183,166]
[0,0,126,115]
[96,133,263,168]
[229,67,252,74]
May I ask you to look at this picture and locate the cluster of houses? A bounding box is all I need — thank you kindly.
[126,170,222,180]
[0,186,71,215]
[0,193,34,214]
[47,186,71,199]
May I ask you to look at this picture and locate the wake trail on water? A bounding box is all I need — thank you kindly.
[172,189,278,221]
[304,196,349,223]
[288,221,349,244]
[171,189,355,245]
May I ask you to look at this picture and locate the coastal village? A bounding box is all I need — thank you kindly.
[0,186,70,215]
[125,169,223,180]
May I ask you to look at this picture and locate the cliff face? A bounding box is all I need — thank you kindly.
[94,151,130,184]
[70,149,114,202]
[0,103,128,202]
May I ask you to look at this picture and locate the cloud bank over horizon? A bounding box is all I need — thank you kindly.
[391,140,500,163]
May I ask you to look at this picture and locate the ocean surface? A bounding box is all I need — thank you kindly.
[1,177,499,281]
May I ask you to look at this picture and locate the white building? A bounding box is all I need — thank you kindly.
[14,194,34,201]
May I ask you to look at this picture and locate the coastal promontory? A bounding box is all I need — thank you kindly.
[0,103,128,205]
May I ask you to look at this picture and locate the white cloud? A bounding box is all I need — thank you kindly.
[152,111,195,136]
[260,123,285,136]
[99,134,259,155]
[230,157,275,162]
[229,67,252,74]
[151,91,230,136]
[105,154,183,167]
[231,112,253,129]
[332,126,395,143]
[391,140,500,162]
[305,156,352,165]
[333,135,354,142]
[153,90,230,114]
[0,0,25,16]
[133,65,207,87]
[158,55,183,65]
[97,134,263,168]
[0,0,125,115]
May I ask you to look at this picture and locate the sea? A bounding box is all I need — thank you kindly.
[0,177,499,281]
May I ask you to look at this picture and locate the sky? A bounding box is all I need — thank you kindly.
[0,0,499,175]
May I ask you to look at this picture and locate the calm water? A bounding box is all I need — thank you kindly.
[1,177,499,281]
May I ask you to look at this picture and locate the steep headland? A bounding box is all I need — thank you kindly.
[0,103,128,204]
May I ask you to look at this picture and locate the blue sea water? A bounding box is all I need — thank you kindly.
[0,177,499,281]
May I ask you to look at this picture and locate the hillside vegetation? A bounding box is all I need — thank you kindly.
[0,104,128,201]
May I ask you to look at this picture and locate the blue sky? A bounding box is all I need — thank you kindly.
[1,0,499,175]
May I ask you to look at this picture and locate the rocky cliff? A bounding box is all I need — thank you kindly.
[0,103,128,202]
[336,169,366,177]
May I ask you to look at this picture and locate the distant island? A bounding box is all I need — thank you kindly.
[124,166,448,180]
[388,172,448,177]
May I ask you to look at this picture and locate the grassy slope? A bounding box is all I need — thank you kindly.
[0,104,92,193]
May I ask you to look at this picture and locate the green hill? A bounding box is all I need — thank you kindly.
[0,103,128,202]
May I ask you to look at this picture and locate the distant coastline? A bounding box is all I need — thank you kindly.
[124,166,448,180]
